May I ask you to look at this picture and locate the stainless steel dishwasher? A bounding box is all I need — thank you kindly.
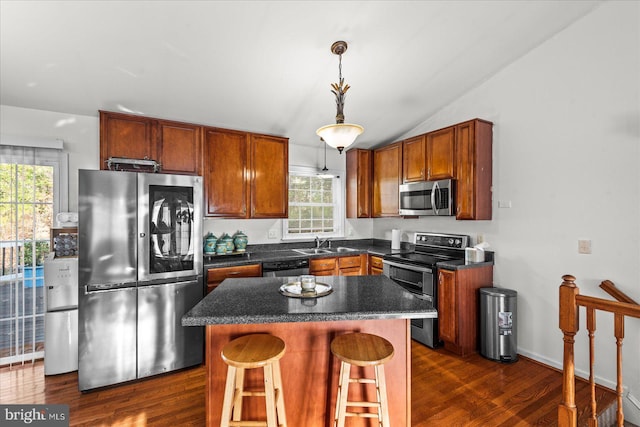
[262,258,310,277]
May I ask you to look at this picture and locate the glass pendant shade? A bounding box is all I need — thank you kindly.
[316,123,364,153]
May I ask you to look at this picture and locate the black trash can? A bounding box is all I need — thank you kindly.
[479,287,518,363]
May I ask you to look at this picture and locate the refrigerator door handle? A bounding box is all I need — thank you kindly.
[136,278,198,289]
[85,282,137,293]
[136,276,199,288]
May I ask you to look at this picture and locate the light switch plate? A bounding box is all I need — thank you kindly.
[578,239,591,254]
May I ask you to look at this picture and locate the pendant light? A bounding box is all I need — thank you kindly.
[316,41,364,154]
[317,138,334,178]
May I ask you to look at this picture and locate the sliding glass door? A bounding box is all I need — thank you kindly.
[0,146,62,365]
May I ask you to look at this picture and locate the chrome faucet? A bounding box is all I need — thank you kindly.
[315,236,331,248]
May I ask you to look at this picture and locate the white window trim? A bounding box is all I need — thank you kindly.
[282,165,345,241]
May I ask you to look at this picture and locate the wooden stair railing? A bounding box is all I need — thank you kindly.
[558,275,640,427]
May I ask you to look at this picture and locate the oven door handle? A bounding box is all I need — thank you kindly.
[383,260,433,274]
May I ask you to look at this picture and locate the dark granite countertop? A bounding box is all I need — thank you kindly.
[203,239,412,269]
[182,275,436,326]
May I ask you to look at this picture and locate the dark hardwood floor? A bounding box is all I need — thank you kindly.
[1,341,618,426]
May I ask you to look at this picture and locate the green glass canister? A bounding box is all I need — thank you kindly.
[221,233,235,253]
[203,232,217,255]
[233,230,248,252]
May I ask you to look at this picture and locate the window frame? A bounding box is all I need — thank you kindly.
[282,166,344,241]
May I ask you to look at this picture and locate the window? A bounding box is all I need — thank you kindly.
[284,167,343,239]
[0,143,67,365]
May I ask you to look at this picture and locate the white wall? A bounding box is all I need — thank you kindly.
[0,105,99,210]
[376,2,640,420]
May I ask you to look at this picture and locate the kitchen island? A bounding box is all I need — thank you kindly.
[183,275,436,427]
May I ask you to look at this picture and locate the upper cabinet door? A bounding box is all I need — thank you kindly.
[426,126,455,181]
[100,111,156,169]
[373,141,402,217]
[157,120,202,175]
[346,149,372,218]
[402,135,426,183]
[250,134,289,218]
[203,128,250,218]
[455,119,493,220]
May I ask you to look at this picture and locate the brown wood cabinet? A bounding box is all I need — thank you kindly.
[203,130,288,218]
[426,126,455,180]
[309,257,337,276]
[372,142,402,217]
[455,119,493,220]
[309,254,367,276]
[368,255,384,275]
[338,254,367,276]
[249,134,289,218]
[203,128,250,217]
[374,118,492,221]
[99,111,201,175]
[206,264,262,294]
[156,119,202,175]
[346,149,372,218]
[100,110,157,168]
[437,266,493,357]
[402,135,426,182]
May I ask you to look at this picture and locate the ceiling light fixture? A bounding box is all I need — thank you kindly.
[316,41,364,154]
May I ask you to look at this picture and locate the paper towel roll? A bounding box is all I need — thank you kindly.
[391,229,401,250]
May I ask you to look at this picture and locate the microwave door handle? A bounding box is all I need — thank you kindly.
[432,182,439,215]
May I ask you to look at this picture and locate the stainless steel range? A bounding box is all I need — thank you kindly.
[383,232,470,348]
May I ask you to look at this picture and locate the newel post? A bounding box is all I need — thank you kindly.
[558,274,580,427]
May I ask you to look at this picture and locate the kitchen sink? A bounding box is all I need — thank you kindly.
[333,247,358,253]
[293,248,333,255]
[292,247,358,255]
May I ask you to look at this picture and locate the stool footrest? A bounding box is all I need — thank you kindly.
[239,391,267,397]
[228,422,267,426]
[345,412,380,419]
[346,401,381,408]
[349,378,376,384]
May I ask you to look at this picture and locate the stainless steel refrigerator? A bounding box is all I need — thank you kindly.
[78,169,203,391]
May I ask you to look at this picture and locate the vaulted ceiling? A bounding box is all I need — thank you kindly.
[0,1,602,149]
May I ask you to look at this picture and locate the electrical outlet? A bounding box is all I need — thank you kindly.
[578,239,591,254]
[348,227,353,236]
[268,230,277,239]
[477,234,484,244]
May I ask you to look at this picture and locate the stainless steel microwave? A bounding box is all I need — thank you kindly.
[398,179,454,216]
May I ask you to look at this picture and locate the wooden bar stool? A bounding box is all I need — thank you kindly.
[220,334,287,427]
[331,332,394,427]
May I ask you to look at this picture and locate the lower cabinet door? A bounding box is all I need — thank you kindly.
[437,270,458,344]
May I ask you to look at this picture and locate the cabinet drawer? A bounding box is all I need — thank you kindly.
[338,255,361,269]
[369,255,383,270]
[207,264,262,284]
[339,267,362,276]
[309,258,337,272]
